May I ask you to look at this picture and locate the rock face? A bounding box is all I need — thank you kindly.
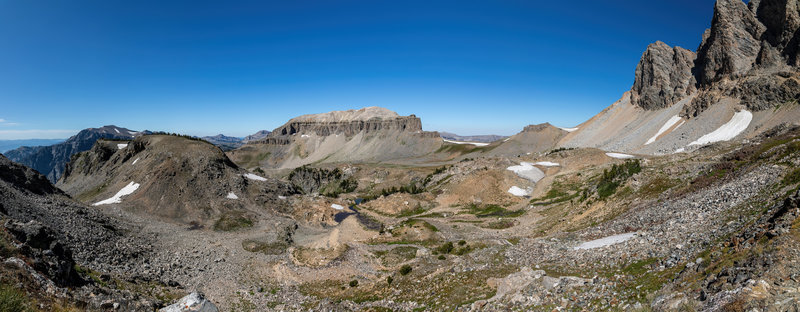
[694,0,766,86]
[229,107,442,169]
[58,134,292,225]
[631,41,697,110]
[3,125,141,182]
[4,219,83,287]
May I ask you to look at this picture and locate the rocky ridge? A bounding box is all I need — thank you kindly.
[3,125,142,183]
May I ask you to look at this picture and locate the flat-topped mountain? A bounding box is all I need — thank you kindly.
[201,134,244,151]
[228,107,442,169]
[3,125,142,183]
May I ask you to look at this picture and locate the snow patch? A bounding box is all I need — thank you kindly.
[689,110,752,146]
[226,192,239,199]
[534,161,560,167]
[301,134,310,138]
[93,182,140,206]
[507,162,545,182]
[278,195,287,199]
[132,158,139,165]
[117,143,128,149]
[507,186,529,197]
[243,173,267,181]
[574,233,636,250]
[331,204,345,210]
[114,128,120,134]
[605,152,636,159]
[674,148,686,154]
[442,139,489,147]
[559,127,579,132]
[645,115,682,145]
[503,137,511,142]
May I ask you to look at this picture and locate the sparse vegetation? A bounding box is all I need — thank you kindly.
[399,265,412,275]
[596,159,641,199]
[462,203,525,218]
[213,212,254,231]
[241,239,288,255]
[0,284,33,312]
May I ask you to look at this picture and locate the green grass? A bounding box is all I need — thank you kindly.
[462,203,525,218]
[0,284,33,312]
[782,168,800,186]
[399,219,439,232]
[213,212,254,231]
[241,239,288,255]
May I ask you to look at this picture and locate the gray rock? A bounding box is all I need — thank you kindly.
[631,41,696,110]
[160,292,219,312]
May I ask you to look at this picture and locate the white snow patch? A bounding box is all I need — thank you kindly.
[93,182,140,206]
[243,173,267,181]
[689,110,752,146]
[331,204,345,210]
[503,137,511,142]
[117,143,128,149]
[507,186,529,197]
[442,139,489,147]
[574,233,636,250]
[226,192,239,199]
[674,148,686,154]
[559,127,579,132]
[507,162,545,182]
[301,134,310,138]
[645,115,682,145]
[534,161,560,167]
[132,158,139,165]
[605,152,636,159]
[114,128,120,134]
[278,195,287,199]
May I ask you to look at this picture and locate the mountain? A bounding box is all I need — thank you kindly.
[3,125,141,182]
[439,132,507,143]
[200,134,244,151]
[228,107,442,169]
[242,130,271,143]
[558,0,800,155]
[57,134,292,225]
[0,139,66,153]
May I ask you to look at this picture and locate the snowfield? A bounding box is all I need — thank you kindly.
[226,192,239,199]
[507,162,545,182]
[605,152,636,159]
[442,139,489,147]
[93,182,140,206]
[117,143,128,149]
[243,173,267,181]
[558,127,579,132]
[331,204,345,210]
[132,158,139,165]
[507,186,530,197]
[689,110,752,146]
[573,233,636,250]
[645,115,682,145]
[534,161,560,167]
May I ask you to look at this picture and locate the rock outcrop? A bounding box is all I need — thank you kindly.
[631,41,697,110]
[160,292,219,312]
[3,125,142,182]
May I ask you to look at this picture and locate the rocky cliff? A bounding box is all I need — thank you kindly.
[242,130,271,143]
[3,125,142,183]
[631,41,697,110]
[229,107,442,169]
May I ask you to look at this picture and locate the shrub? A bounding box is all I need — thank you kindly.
[399,265,412,275]
[437,255,446,260]
[435,242,454,254]
[387,276,393,285]
[457,240,466,246]
[349,280,358,287]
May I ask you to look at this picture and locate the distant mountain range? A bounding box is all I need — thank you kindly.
[3,126,142,182]
[438,132,507,143]
[0,139,66,153]
[200,134,244,151]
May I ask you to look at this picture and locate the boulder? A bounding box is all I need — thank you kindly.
[159,292,219,312]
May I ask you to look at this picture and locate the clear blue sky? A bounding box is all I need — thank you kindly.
[0,0,716,139]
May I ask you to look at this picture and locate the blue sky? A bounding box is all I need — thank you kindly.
[0,0,716,139]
